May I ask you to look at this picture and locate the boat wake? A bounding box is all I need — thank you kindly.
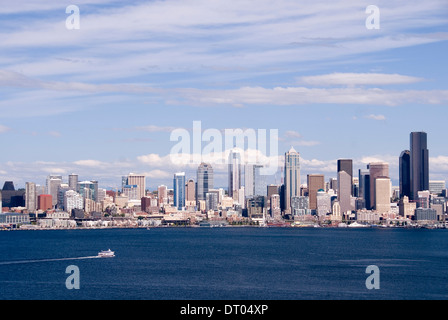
[0,256,101,266]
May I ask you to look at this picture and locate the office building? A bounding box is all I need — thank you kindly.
[127,173,146,200]
[375,177,391,213]
[122,184,139,201]
[205,192,218,211]
[173,172,186,210]
[270,194,281,218]
[1,181,25,208]
[429,180,445,195]
[337,159,353,195]
[228,149,242,199]
[410,132,429,200]
[158,185,168,206]
[368,162,389,209]
[338,170,352,214]
[316,190,332,217]
[38,194,53,211]
[64,190,84,213]
[68,174,78,191]
[307,174,325,211]
[398,196,416,219]
[57,184,70,209]
[197,163,214,201]
[185,179,196,202]
[25,182,37,212]
[46,175,62,208]
[78,181,98,202]
[358,169,370,209]
[284,147,300,213]
[399,150,411,198]
[245,164,266,198]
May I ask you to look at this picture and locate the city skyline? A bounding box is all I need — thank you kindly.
[0,1,448,190]
[1,131,447,192]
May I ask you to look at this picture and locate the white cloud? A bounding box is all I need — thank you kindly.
[298,73,424,86]
[365,114,386,121]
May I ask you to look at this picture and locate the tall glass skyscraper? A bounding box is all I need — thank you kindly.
[245,164,266,198]
[173,172,186,210]
[399,150,411,199]
[197,163,213,201]
[410,132,429,200]
[284,147,300,213]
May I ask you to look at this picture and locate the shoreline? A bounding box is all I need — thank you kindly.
[2,223,446,231]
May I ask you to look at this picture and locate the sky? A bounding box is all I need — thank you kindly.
[0,0,447,190]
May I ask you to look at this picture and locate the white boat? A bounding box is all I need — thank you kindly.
[98,249,115,258]
[348,222,369,228]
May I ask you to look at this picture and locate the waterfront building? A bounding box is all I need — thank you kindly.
[398,196,417,219]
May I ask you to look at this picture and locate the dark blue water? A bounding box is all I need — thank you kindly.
[0,227,447,300]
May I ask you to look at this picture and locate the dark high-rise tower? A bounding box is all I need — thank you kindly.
[410,132,429,200]
[399,150,411,199]
[337,159,353,195]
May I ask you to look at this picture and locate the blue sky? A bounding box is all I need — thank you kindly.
[0,0,448,190]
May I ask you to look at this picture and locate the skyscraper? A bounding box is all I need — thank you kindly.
[337,159,353,195]
[358,169,370,209]
[284,146,300,213]
[69,174,78,191]
[46,175,62,208]
[75,180,98,204]
[185,178,196,202]
[25,182,37,212]
[399,150,411,199]
[127,173,146,200]
[410,132,429,200]
[173,172,186,210]
[307,174,325,211]
[368,162,389,210]
[158,185,168,207]
[228,149,242,199]
[197,163,214,201]
[245,164,266,198]
[375,177,391,213]
[338,170,352,214]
